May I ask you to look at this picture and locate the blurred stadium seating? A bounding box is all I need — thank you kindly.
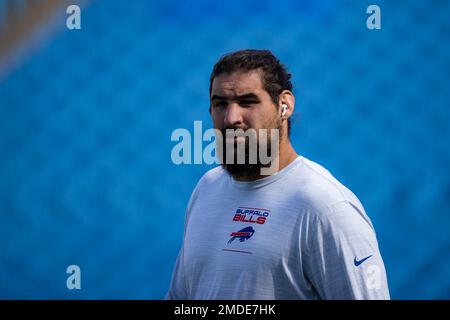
[0,0,449,299]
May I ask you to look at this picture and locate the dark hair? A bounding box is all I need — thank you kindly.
[209,49,293,135]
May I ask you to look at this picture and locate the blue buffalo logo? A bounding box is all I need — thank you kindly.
[228,226,255,244]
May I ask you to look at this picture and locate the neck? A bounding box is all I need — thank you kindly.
[278,140,299,172]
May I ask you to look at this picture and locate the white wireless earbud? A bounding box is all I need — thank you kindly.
[281,104,288,116]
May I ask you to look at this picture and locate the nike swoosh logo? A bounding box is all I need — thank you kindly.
[354,255,373,266]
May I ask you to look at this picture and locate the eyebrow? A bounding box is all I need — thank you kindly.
[211,93,260,101]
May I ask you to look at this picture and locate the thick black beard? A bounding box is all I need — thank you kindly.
[218,127,281,181]
[221,142,271,180]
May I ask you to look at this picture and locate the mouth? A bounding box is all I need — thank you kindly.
[222,128,248,144]
[225,135,246,144]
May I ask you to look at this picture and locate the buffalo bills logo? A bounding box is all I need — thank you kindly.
[228,226,255,244]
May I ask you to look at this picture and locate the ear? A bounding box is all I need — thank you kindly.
[279,90,295,119]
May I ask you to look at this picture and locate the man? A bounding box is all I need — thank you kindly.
[166,49,390,299]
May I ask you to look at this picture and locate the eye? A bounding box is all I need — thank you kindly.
[240,100,258,107]
[213,101,228,108]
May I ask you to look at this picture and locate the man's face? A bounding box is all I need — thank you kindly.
[210,70,280,135]
[210,70,282,179]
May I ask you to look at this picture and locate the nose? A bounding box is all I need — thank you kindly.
[224,103,244,128]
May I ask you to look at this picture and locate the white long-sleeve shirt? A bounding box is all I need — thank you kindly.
[166,156,390,299]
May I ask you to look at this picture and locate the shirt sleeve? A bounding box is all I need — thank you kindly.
[165,180,202,300]
[303,201,390,300]
[165,247,188,300]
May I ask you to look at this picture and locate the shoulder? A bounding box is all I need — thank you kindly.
[196,165,227,188]
[188,166,227,202]
[293,157,372,228]
[293,157,352,208]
